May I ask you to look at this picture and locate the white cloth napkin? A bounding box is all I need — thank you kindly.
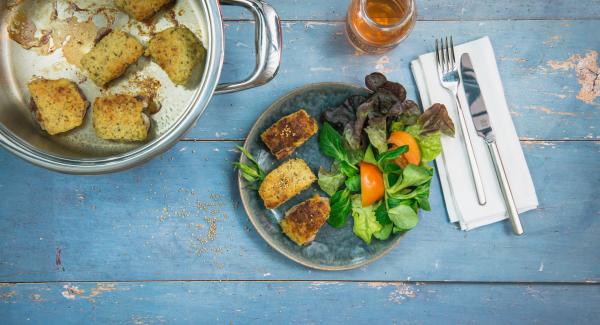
[410,36,538,230]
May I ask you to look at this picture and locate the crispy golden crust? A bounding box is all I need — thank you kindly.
[258,159,316,209]
[27,78,88,135]
[261,109,318,160]
[145,26,206,85]
[93,94,150,141]
[280,195,330,246]
[81,30,144,87]
[114,0,173,21]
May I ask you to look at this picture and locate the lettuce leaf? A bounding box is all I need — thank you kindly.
[343,127,364,165]
[365,117,388,154]
[406,124,442,163]
[363,145,377,165]
[373,223,393,240]
[386,164,433,195]
[319,122,359,174]
[351,195,382,244]
[345,175,361,193]
[387,204,419,230]
[328,189,352,228]
[318,162,346,196]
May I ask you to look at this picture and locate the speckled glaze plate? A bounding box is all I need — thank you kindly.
[239,82,405,270]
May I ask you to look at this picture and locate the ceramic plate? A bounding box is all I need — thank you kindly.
[238,83,405,270]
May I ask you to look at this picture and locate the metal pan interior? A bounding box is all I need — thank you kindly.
[0,0,211,159]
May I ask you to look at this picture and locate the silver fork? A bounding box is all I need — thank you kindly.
[435,37,487,205]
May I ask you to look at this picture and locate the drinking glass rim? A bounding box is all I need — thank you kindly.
[359,0,415,30]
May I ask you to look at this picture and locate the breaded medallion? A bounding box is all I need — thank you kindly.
[93,94,151,141]
[280,195,331,245]
[27,78,88,135]
[261,109,318,159]
[114,0,173,21]
[81,30,144,87]
[145,26,206,85]
[258,159,316,209]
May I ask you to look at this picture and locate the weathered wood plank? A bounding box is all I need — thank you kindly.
[221,0,600,21]
[0,141,598,282]
[0,281,598,324]
[196,20,600,140]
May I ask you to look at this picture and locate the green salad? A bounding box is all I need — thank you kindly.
[317,72,455,243]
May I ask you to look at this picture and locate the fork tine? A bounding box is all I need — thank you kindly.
[435,38,440,71]
[441,37,450,72]
[450,36,456,68]
[441,38,447,73]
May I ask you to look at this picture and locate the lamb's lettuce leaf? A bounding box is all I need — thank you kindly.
[328,188,352,228]
[387,204,419,230]
[318,162,346,196]
[386,164,433,195]
[373,223,393,240]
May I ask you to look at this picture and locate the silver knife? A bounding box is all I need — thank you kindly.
[460,53,524,235]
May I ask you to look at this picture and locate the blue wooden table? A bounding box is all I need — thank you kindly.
[2,0,600,323]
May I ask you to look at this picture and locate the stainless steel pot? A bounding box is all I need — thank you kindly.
[0,0,281,174]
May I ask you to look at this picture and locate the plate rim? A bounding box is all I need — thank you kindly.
[238,82,405,271]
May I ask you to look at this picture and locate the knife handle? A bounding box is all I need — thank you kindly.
[455,95,487,205]
[487,141,524,235]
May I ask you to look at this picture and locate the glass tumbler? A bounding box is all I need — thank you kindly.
[346,0,417,54]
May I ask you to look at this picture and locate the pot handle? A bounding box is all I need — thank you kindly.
[215,0,282,94]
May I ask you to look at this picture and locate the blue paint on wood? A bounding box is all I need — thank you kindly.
[197,20,600,140]
[1,1,600,320]
[0,141,598,282]
[0,281,599,324]
[221,0,600,20]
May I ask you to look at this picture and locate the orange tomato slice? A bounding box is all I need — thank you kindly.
[360,162,385,207]
[388,131,421,168]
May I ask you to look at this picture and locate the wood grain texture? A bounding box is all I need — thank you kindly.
[221,0,600,20]
[0,281,599,324]
[0,141,597,282]
[195,20,600,140]
[2,1,600,320]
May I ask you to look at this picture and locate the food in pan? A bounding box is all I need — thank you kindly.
[280,195,331,246]
[92,94,152,141]
[114,0,174,22]
[81,30,144,87]
[27,78,89,135]
[258,159,316,209]
[145,26,206,85]
[260,109,319,160]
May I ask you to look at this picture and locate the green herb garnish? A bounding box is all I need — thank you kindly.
[233,145,266,184]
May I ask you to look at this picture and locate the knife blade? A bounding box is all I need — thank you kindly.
[459,53,524,235]
[460,53,494,142]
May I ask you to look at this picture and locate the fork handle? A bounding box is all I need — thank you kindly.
[454,94,487,205]
[487,141,524,235]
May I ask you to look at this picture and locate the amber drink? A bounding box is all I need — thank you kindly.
[346,0,416,54]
